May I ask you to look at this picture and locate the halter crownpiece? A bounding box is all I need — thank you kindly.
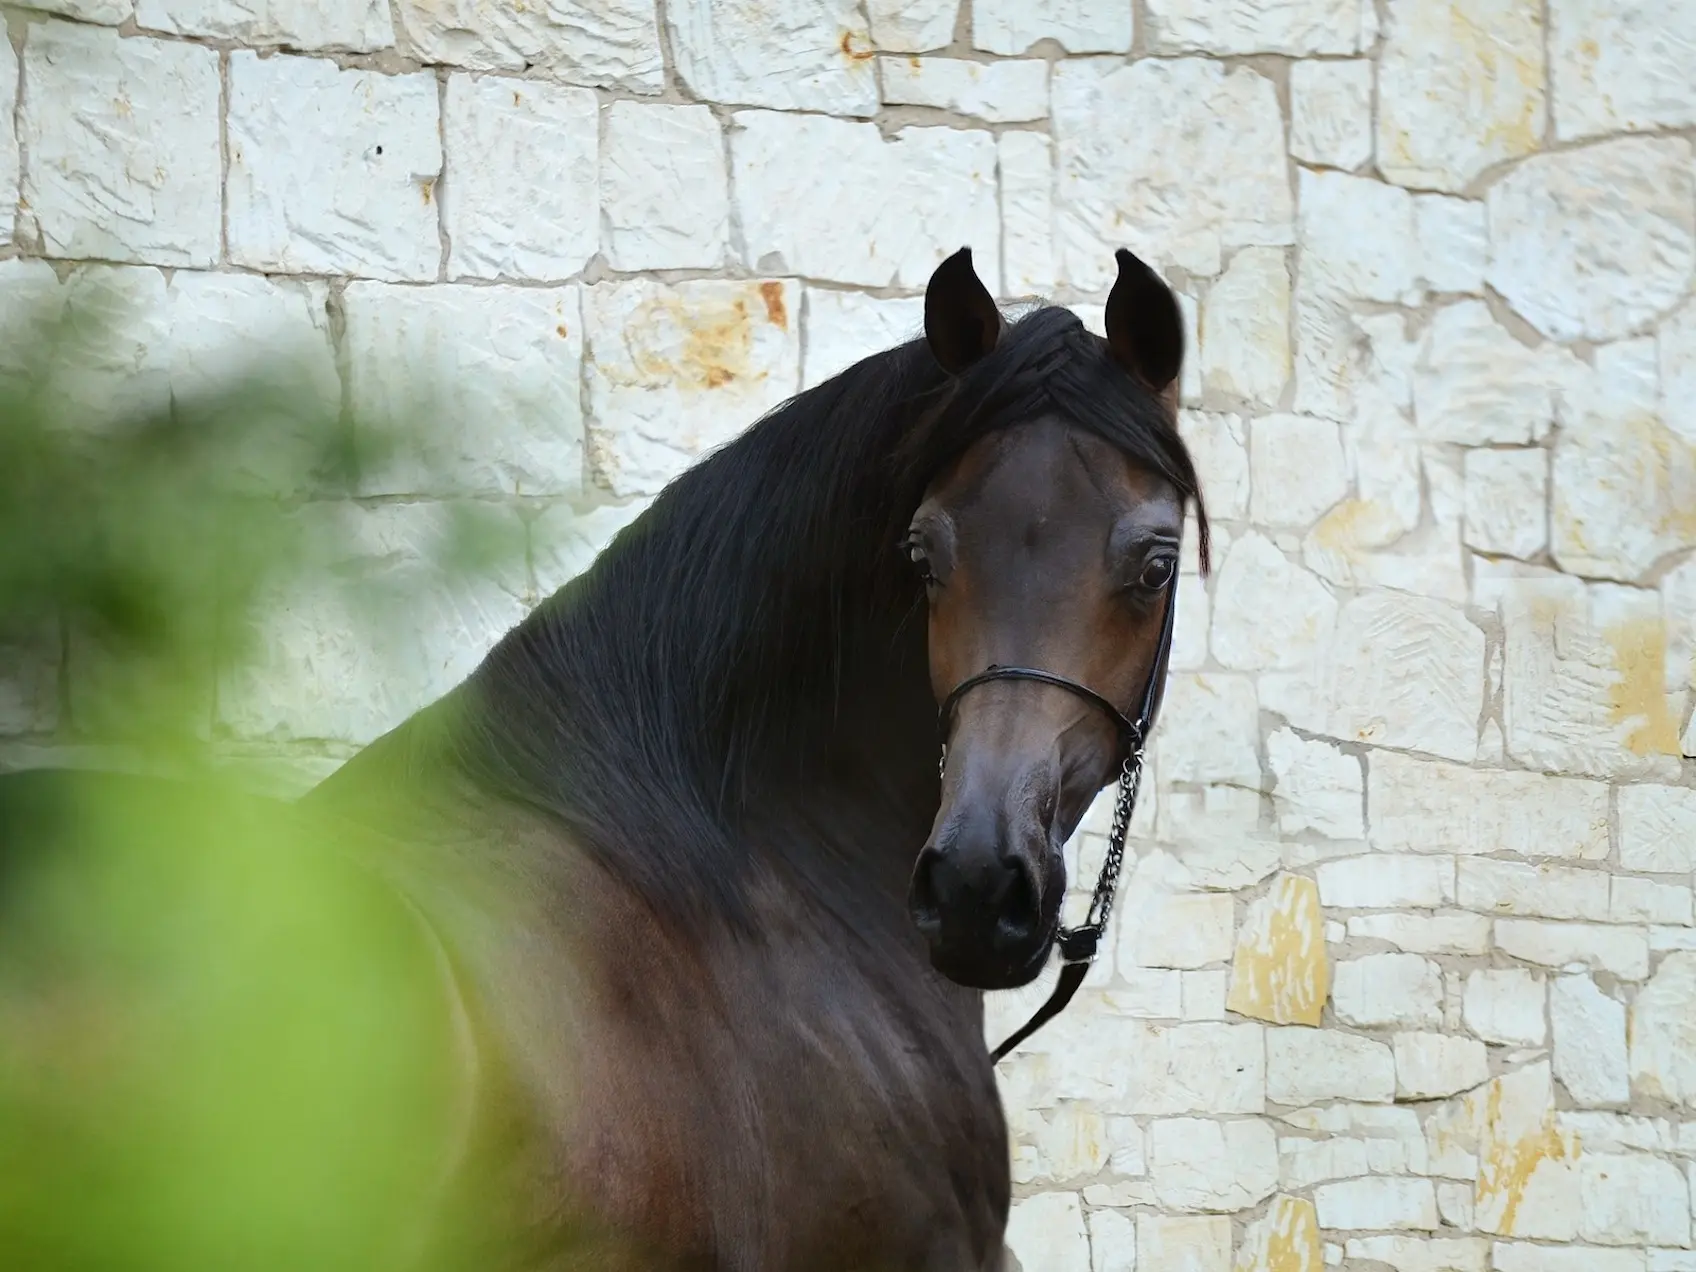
[934,581,1178,1064]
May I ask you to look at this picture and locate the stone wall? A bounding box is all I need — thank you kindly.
[3,0,1696,1269]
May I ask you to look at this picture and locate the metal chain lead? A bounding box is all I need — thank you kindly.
[1082,751,1141,936]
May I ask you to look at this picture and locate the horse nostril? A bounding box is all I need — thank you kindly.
[993,860,1040,950]
[908,848,944,933]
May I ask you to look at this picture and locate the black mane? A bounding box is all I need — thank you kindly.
[428,304,1209,929]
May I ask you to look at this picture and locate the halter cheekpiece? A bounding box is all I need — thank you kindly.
[936,583,1177,1064]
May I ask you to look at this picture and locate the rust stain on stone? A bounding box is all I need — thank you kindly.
[1474,1076,1578,1236]
[1235,1195,1320,1272]
[419,177,436,206]
[838,29,875,61]
[757,281,788,330]
[555,324,568,339]
[1604,617,1680,757]
[1226,873,1328,1026]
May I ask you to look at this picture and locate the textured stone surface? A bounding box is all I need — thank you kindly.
[973,0,1132,53]
[1158,674,1261,786]
[1121,889,1235,970]
[1580,1154,1692,1247]
[1551,974,1629,1108]
[14,0,133,22]
[1267,1027,1395,1105]
[1236,1195,1321,1272]
[166,271,338,420]
[530,501,650,599]
[1202,247,1290,406]
[1266,729,1362,839]
[1463,449,1547,560]
[136,0,392,50]
[1628,952,1696,1107]
[1178,412,1250,519]
[1145,0,1359,54]
[0,39,17,245]
[1288,59,1373,170]
[880,57,1046,122]
[1000,131,1056,298]
[1462,969,1547,1047]
[598,103,727,273]
[1550,0,1696,140]
[1414,196,1488,295]
[866,0,956,52]
[344,282,585,498]
[1227,873,1328,1026]
[1314,1177,1439,1232]
[1300,171,1419,304]
[1346,912,1490,957]
[228,53,440,281]
[394,0,661,89]
[1149,1118,1277,1212]
[733,112,998,291]
[1618,785,1696,873]
[1488,138,1695,343]
[22,23,221,267]
[800,290,924,389]
[1395,1032,1489,1100]
[1495,921,1650,981]
[1249,415,1349,528]
[1377,0,1546,193]
[1005,1191,1090,1272]
[669,0,876,115]
[1333,953,1444,1029]
[1210,533,1338,671]
[1494,1247,1648,1272]
[1455,858,1609,922]
[1317,856,1451,910]
[583,277,800,498]
[1053,58,1291,288]
[1414,302,1567,446]
[444,77,597,281]
[1139,1213,1232,1272]
[1344,1236,1488,1272]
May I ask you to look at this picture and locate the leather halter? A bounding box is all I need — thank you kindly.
[935,579,1178,1063]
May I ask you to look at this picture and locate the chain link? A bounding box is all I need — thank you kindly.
[1083,751,1141,935]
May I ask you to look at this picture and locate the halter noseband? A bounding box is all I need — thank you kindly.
[935,581,1177,1063]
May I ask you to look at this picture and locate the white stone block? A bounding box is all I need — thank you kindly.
[1156,673,1260,786]
[1344,1236,1488,1272]
[1455,858,1610,923]
[1315,1176,1439,1231]
[1629,951,1696,1108]
[1267,1027,1394,1105]
[879,56,1046,122]
[1394,1032,1489,1100]
[800,290,923,390]
[1147,0,1358,53]
[866,0,956,52]
[1660,297,1696,447]
[1414,195,1488,295]
[1148,1117,1277,1212]
[1004,1192,1090,1272]
[0,39,16,246]
[973,0,1132,53]
[1266,728,1362,839]
[1489,137,1695,343]
[1200,246,1290,406]
[668,0,876,116]
[344,282,585,499]
[1210,532,1338,672]
[1282,1135,1371,1190]
[1461,968,1546,1046]
[1376,0,1545,193]
[1580,1153,1692,1247]
[393,0,661,90]
[1249,414,1349,528]
[1053,58,1291,288]
[732,112,999,292]
[529,501,651,601]
[1550,974,1629,1108]
[1181,969,1228,1021]
[1317,855,1451,910]
[1120,890,1234,970]
[1289,59,1374,168]
[1137,1214,1231,1272]
[14,0,132,22]
[136,0,392,50]
[1492,1246,1647,1272]
[1346,912,1491,957]
[1300,169,1419,304]
[21,23,220,267]
[1550,0,1696,140]
[1334,954,1443,1029]
[583,277,800,498]
[1087,1208,1135,1272]
[227,53,440,282]
[999,132,1056,299]
[1462,449,1547,560]
[1610,877,1693,927]
[1414,302,1570,446]
[444,77,598,281]
[600,102,728,272]
[1176,411,1249,519]
[1619,785,1696,873]
[1495,920,1650,982]
[1367,753,1609,859]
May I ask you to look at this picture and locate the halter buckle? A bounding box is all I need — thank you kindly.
[1057,925,1100,965]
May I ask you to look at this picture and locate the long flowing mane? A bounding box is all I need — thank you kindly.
[374,304,1209,933]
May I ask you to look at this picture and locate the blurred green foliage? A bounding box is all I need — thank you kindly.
[0,288,532,1269]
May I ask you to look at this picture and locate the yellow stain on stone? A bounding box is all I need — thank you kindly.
[1235,1195,1320,1272]
[1447,1064,1581,1237]
[1604,616,1681,757]
[1226,873,1328,1026]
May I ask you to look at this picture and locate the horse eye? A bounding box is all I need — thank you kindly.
[1139,556,1176,591]
[905,539,936,584]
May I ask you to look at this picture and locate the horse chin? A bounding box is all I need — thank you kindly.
[926,926,1057,992]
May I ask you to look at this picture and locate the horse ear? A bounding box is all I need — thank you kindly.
[924,247,1004,374]
[1104,248,1184,393]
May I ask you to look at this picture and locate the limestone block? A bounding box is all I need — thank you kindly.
[1346,912,1491,957]
[1183,969,1229,1021]
[1280,1136,1371,1190]
[165,272,338,419]
[21,23,220,267]
[1009,1012,1265,1115]
[1267,1027,1394,1105]
[1488,138,1695,343]
[14,0,131,21]
[1455,858,1610,923]
[1156,673,1261,787]
[0,40,16,245]
[1414,302,1570,446]
[1201,247,1290,406]
[135,0,392,49]
[1461,969,1546,1047]
[394,0,661,90]
[800,290,924,390]
[1266,729,1362,839]
[1315,1177,1439,1232]
[1370,759,1606,863]
[1493,1245,1647,1272]
[1414,195,1488,295]
[344,282,584,499]
[1147,0,1359,53]
[866,0,956,52]
[1316,856,1451,910]
[583,277,800,498]
[1580,1153,1692,1247]
[1394,1032,1489,1100]
[973,0,1132,53]
[1550,974,1629,1109]
[999,132,1056,298]
[1377,0,1545,193]
[1659,297,1696,446]
[529,501,651,601]
[1280,1104,1429,1176]
[1333,953,1443,1029]
[1463,449,1547,560]
[599,102,728,273]
[1053,58,1290,288]
[668,0,876,115]
[1235,1195,1322,1271]
[1495,920,1650,982]
[1629,951,1696,1107]
[1299,170,1419,304]
[732,112,998,291]
[1288,60,1373,168]
[1121,890,1235,970]
[1139,1214,1232,1272]
[227,53,440,282]
[1210,533,1338,671]
[1610,877,1693,927]
[1249,415,1349,528]
[879,57,1046,122]
[1343,1237,1488,1272]
[1005,1192,1090,1272]
[1088,1209,1136,1272]
[1149,1117,1278,1212]
[1430,1063,1578,1239]
[1177,411,1250,519]
[1549,0,1696,140]
[444,77,598,281]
